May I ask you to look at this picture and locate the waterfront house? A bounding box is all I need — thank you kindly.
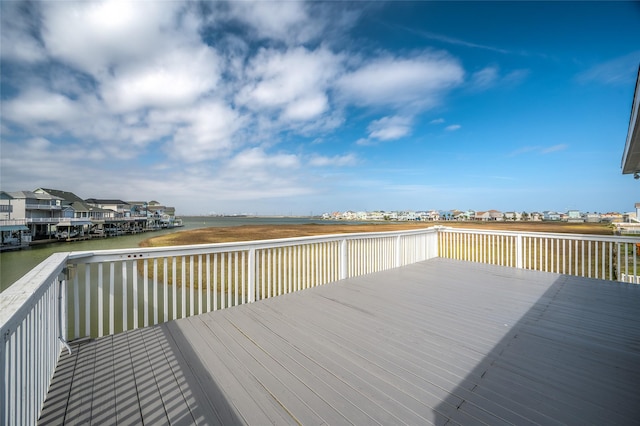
[85,198,131,218]
[0,190,64,239]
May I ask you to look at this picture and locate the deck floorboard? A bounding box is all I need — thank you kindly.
[39,258,640,425]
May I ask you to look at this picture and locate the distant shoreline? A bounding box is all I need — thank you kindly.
[140,221,614,248]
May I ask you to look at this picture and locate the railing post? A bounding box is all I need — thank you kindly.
[431,228,441,259]
[395,235,402,268]
[248,248,256,302]
[515,234,523,269]
[340,239,347,280]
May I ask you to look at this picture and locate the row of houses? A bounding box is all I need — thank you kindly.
[0,188,180,250]
[323,207,639,223]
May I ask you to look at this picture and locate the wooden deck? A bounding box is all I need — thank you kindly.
[38,258,640,425]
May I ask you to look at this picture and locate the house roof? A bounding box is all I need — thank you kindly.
[622,65,640,175]
[85,198,129,205]
[5,191,63,201]
[36,188,84,203]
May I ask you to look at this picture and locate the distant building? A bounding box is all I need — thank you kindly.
[566,210,584,223]
[585,213,602,223]
[543,211,561,221]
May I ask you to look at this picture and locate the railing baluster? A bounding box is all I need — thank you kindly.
[98,263,104,337]
[206,254,211,312]
[227,252,232,307]
[143,259,149,327]
[172,257,177,320]
[164,258,169,322]
[181,257,186,318]
[153,259,159,325]
[73,269,79,339]
[122,261,128,332]
[189,256,194,316]
[214,253,219,310]
[85,265,90,337]
[133,263,138,329]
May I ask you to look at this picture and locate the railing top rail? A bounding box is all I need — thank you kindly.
[0,252,68,333]
[68,226,441,263]
[439,226,640,243]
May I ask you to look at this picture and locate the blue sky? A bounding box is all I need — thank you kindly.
[1,1,639,215]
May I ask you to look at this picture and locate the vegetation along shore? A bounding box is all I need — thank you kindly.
[140,221,614,248]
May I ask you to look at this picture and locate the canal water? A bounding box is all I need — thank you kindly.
[1,216,327,293]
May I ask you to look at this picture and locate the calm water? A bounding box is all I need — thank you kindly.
[0,216,329,292]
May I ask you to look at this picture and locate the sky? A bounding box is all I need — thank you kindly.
[1,1,639,216]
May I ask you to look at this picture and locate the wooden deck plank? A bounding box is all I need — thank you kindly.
[224,306,418,424]
[167,316,295,425]
[37,344,82,425]
[150,326,212,426]
[39,258,640,425]
[88,335,116,425]
[202,310,373,425]
[63,337,97,424]
[112,332,142,425]
[127,328,169,425]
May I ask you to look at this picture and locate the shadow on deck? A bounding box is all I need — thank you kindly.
[39,258,640,425]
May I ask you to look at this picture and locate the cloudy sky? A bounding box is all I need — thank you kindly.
[1,1,639,215]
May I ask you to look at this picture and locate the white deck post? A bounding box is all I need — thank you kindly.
[516,234,523,269]
[340,239,348,280]
[248,248,256,302]
[395,235,402,268]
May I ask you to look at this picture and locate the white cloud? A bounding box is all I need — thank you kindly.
[470,66,499,90]
[541,144,568,154]
[41,1,189,77]
[203,148,309,200]
[100,45,220,113]
[2,89,85,126]
[157,101,245,162]
[368,116,413,141]
[0,3,47,63]
[337,51,464,109]
[237,46,342,124]
[508,144,568,156]
[469,66,529,91]
[226,1,320,45]
[430,118,445,124]
[309,154,358,167]
[576,51,640,85]
[282,93,330,122]
[445,124,461,131]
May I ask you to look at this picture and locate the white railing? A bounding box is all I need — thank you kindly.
[0,253,69,426]
[439,228,639,281]
[64,229,438,339]
[1,226,638,425]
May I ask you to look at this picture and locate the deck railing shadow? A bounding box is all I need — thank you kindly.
[37,323,243,425]
[432,272,640,425]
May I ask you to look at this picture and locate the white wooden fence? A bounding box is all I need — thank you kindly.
[1,226,638,425]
